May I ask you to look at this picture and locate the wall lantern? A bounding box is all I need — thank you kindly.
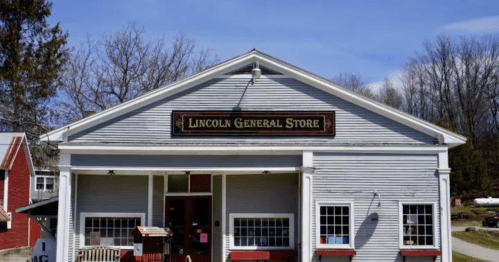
[251,61,261,83]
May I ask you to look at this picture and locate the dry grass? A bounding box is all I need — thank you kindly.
[452,230,499,250]
[453,251,489,262]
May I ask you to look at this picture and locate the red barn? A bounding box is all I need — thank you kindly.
[0,133,41,250]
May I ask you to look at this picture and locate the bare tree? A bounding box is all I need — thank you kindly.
[332,72,375,99]
[58,22,219,124]
[378,78,403,109]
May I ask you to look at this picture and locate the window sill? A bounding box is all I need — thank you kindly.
[316,249,356,262]
[399,249,441,262]
[229,251,295,261]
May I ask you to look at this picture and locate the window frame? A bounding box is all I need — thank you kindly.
[398,202,437,249]
[229,213,295,250]
[80,212,145,249]
[315,201,355,250]
[34,175,56,191]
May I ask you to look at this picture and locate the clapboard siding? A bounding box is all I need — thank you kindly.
[71,154,301,169]
[68,78,435,145]
[225,173,299,262]
[74,175,148,252]
[312,153,440,262]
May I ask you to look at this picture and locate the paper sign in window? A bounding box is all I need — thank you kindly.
[200,233,208,243]
[90,232,100,245]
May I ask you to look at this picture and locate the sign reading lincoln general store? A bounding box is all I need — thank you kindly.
[172,111,335,136]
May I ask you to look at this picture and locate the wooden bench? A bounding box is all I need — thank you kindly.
[78,246,121,262]
[316,249,356,262]
[230,251,295,261]
[399,250,441,262]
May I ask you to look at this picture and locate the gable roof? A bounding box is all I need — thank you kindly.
[0,133,35,175]
[41,50,466,148]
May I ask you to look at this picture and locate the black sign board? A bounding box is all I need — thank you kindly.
[172,111,335,136]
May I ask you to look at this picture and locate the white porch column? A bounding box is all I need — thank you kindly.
[57,154,72,262]
[301,151,314,262]
[438,151,452,262]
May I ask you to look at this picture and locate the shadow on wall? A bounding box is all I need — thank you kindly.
[355,212,379,249]
[355,194,380,249]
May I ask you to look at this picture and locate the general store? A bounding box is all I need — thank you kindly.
[42,50,466,262]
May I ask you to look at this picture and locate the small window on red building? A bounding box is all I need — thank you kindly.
[0,170,4,180]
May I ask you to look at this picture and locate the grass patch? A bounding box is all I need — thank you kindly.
[452,219,482,227]
[453,251,488,262]
[451,205,499,226]
[452,230,499,250]
[0,247,32,258]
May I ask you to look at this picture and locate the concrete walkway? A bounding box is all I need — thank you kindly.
[452,226,499,262]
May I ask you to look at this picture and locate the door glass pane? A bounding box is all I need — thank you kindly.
[191,198,209,254]
[169,199,185,255]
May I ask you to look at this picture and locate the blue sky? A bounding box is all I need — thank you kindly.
[48,0,499,88]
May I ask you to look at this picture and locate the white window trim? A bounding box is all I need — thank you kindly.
[398,201,438,249]
[35,175,56,191]
[229,213,294,250]
[315,201,355,249]
[80,212,145,250]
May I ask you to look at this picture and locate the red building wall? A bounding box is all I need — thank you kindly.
[0,146,41,250]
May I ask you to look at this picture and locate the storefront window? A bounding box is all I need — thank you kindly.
[229,214,294,249]
[401,204,435,247]
[81,213,144,248]
[316,202,354,249]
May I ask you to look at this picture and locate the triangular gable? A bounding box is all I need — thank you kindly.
[41,50,466,148]
[0,133,35,176]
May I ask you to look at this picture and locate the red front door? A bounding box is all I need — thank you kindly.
[166,196,212,262]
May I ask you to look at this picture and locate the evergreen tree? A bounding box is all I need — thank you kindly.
[0,0,68,167]
[449,141,492,197]
[0,0,68,137]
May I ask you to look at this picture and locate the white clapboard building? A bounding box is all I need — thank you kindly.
[42,50,465,262]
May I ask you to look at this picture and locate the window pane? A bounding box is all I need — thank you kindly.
[36,177,44,189]
[84,217,141,247]
[319,205,351,245]
[233,216,292,247]
[402,204,433,246]
[46,178,54,190]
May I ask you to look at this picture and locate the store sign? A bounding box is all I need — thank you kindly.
[172,111,335,136]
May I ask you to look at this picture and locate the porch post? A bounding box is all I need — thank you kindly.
[301,151,313,262]
[57,153,72,262]
[438,151,451,262]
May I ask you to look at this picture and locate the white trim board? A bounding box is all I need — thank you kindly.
[58,145,450,155]
[41,50,466,148]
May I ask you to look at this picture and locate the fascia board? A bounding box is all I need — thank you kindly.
[41,53,259,143]
[254,54,467,148]
[21,135,36,176]
[58,144,448,155]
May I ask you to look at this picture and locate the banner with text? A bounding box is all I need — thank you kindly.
[172,111,335,136]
